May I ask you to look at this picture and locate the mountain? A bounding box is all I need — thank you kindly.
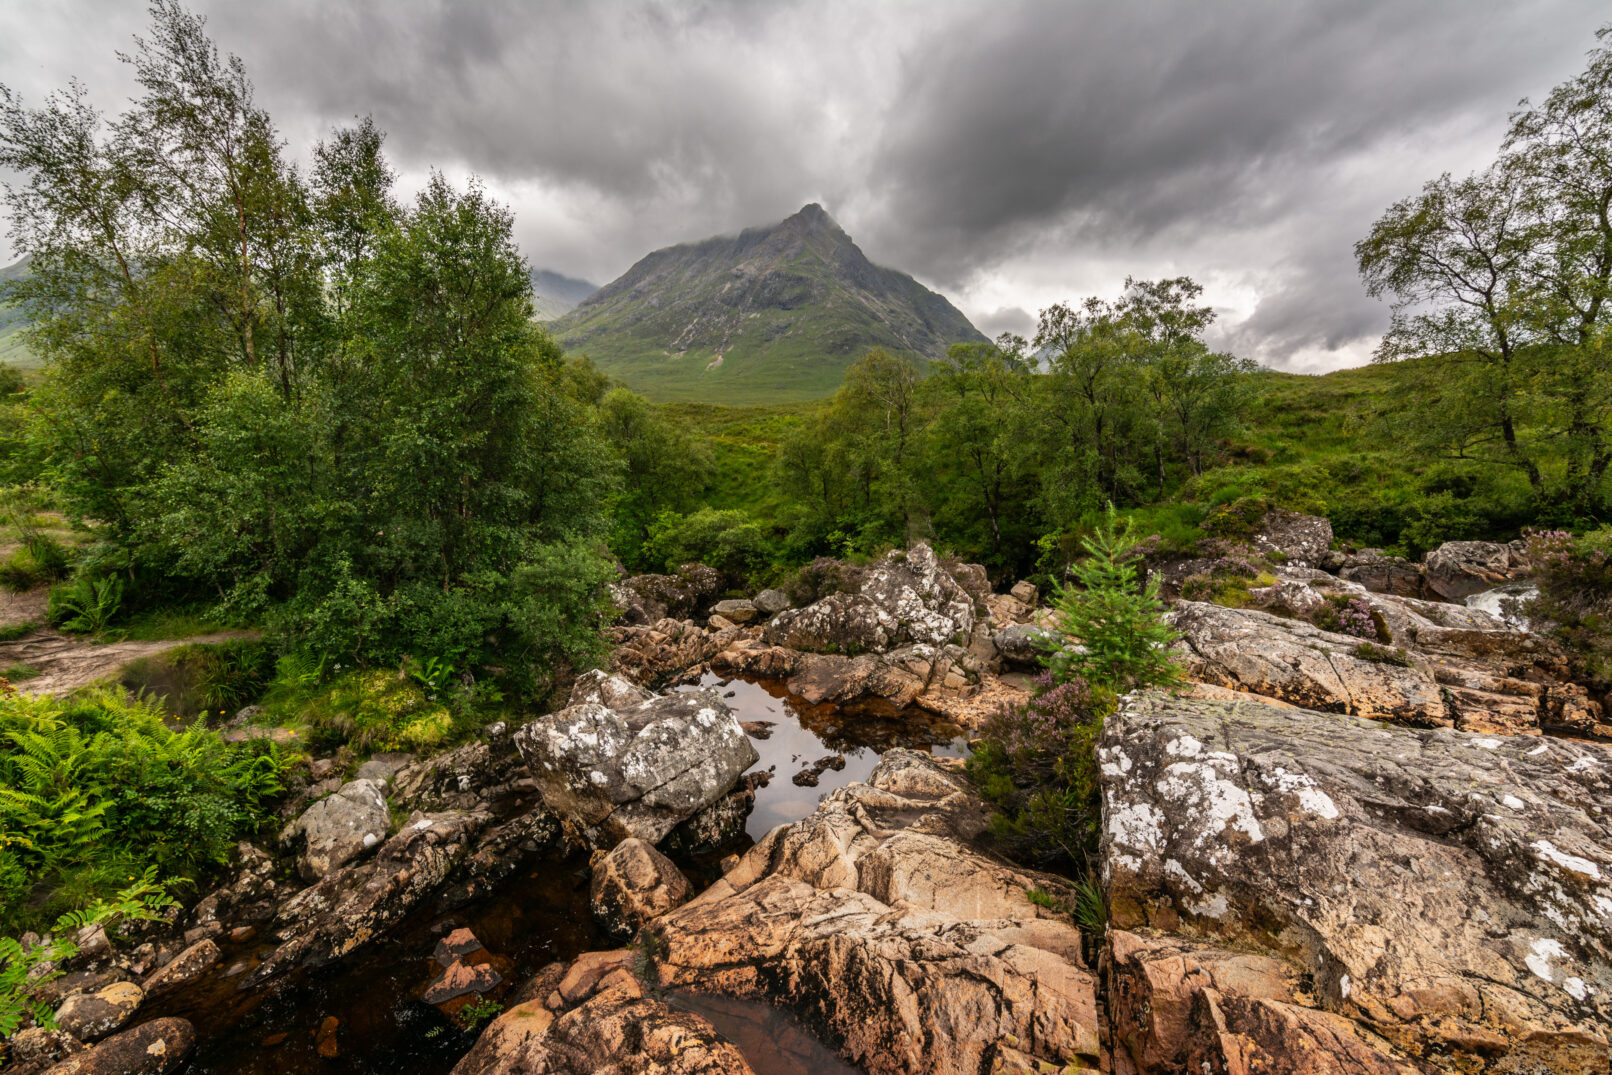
[0,256,39,369]
[549,204,987,403]
[528,269,598,321]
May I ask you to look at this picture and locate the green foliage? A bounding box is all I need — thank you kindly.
[0,687,287,931]
[1526,528,1612,688]
[1039,506,1184,693]
[0,868,174,1040]
[47,573,123,634]
[644,508,774,584]
[1352,642,1414,667]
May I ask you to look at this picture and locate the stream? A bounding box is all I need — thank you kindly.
[157,675,966,1075]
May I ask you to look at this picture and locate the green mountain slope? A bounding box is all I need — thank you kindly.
[0,256,39,369]
[550,204,987,403]
[529,268,597,321]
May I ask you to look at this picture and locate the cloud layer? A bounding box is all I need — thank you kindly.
[1,0,1605,370]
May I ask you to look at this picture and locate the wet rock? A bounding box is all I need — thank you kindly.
[1252,509,1334,564]
[658,780,757,856]
[41,1017,194,1075]
[435,928,485,965]
[514,687,758,847]
[7,1027,85,1067]
[590,838,691,941]
[1099,691,1612,1075]
[710,637,799,680]
[424,959,504,1004]
[1425,540,1522,600]
[249,809,491,985]
[783,652,923,707]
[752,588,791,615]
[313,1016,340,1059]
[711,599,758,625]
[280,778,391,882]
[789,753,845,787]
[53,981,143,1042]
[646,751,1101,1074]
[141,939,219,999]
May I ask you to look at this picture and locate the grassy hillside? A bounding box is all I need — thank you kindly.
[553,204,986,404]
[0,256,39,370]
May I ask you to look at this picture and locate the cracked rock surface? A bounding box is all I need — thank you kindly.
[1100,691,1612,1075]
[514,687,758,847]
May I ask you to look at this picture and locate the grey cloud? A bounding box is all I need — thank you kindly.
[0,0,1606,371]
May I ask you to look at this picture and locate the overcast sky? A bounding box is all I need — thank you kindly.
[1,1,1606,371]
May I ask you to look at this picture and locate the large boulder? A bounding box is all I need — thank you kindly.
[40,1018,195,1075]
[1424,540,1522,601]
[280,778,391,882]
[642,751,1102,1074]
[514,687,758,847]
[1252,509,1334,565]
[1099,691,1611,1075]
[590,838,691,941]
[1336,549,1427,598]
[248,809,492,985]
[52,982,143,1043]
[609,618,744,685]
[609,564,724,626]
[763,591,896,654]
[765,543,977,656]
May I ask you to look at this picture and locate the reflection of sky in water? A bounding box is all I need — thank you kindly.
[678,674,967,840]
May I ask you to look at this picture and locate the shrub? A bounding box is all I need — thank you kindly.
[47,573,123,634]
[1038,506,1184,694]
[0,688,288,931]
[643,508,774,585]
[1526,527,1612,688]
[1352,641,1414,667]
[1313,594,1390,642]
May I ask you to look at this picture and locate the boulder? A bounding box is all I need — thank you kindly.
[1099,691,1612,1075]
[451,953,754,1075]
[53,982,143,1043]
[590,838,691,941]
[141,939,219,999]
[992,623,1051,668]
[1425,540,1520,601]
[280,778,391,882]
[783,652,924,707]
[858,543,977,647]
[752,588,791,615]
[7,1027,84,1068]
[763,591,896,654]
[41,1018,194,1075]
[644,751,1102,1074]
[248,809,491,985]
[1336,549,1426,598]
[390,731,533,813]
[1251,509,1334,564]
[710,599,758,624]
[514,687,759,847]
[566,668,652,710]
[610,618,744,685]
[609,564,724,625]
[353,752,414,786]
[1009,579,1039,606]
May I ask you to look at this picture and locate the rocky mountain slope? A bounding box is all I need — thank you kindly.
[527,269,597,321]
[549,204,987,402]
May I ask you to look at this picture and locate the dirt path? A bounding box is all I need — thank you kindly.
[2,628,261,697]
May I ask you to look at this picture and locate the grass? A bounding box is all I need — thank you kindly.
[0,622,36,642]
[111,605,235,642]
[0,664,37,680]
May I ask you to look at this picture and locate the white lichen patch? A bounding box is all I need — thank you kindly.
[1099,746,1133,778]
[1532,840,1603,880]
[1339,973,1351,999]
[1157,759,1264,849]
[1108,801,1165,853]
[1502,794,1526,810]
[1164,858,1203,893]
[1473,738,1503,750]
[1528,743,1550,756]
[1525,937,1567,983]
[1568,756,1598,773]
[1184,892,1229,919]
[1565,976,1588,1001]
[1166,735,1204,758]
[1260,767,1340,820]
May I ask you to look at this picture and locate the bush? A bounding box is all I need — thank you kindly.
[1038,506,1184,694]
[643,508,774,585]
[47,573,123,634]
[1526,527,1612,689]
[0,687,289,931]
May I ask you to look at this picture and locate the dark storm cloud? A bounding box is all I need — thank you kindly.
[0,0,1606,370]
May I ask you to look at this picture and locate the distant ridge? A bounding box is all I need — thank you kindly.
[549,204,987,403]
[529,268,598,321]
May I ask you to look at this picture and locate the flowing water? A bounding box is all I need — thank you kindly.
[160,675,965,1075]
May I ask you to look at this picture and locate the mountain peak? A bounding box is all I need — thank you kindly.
[552,208,985,403]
